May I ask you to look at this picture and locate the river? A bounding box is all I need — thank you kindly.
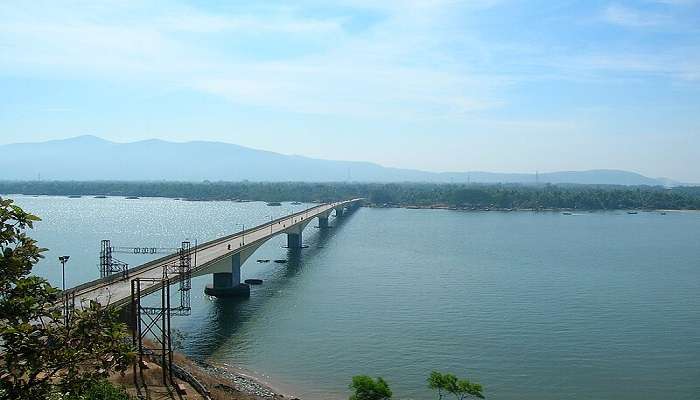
[8,195,700,400]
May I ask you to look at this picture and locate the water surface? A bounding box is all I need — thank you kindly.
[9,195,700,400]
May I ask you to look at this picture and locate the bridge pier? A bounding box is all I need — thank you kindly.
[204,253,250,298]
[287,232,302,249]
[318,216,329,229]
[335,207,344,217]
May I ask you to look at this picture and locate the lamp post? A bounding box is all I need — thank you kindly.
[58,255,70,324]
[237,223,245,245]
[58,255,70,292]
[264,215,273,234]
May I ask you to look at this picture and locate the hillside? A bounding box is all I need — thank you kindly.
[0,135,674,185]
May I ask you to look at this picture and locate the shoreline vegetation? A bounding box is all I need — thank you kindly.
[2,180,700,211]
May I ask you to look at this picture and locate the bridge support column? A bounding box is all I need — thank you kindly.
[204,253,250,298]
[319,216,329,229]
[335,207,344,217]
[287,232,302,249]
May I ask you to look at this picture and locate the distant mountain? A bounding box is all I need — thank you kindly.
[0,135,678,186]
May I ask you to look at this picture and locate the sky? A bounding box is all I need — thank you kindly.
[1,1,699,181]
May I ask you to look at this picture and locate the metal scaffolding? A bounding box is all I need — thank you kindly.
[130,277,173,385]
[124,240,196,386]
[99,239,130,279]
[99,240,182,279]
[161,241,193,316]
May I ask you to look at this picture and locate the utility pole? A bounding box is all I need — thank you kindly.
[58,255,70,324]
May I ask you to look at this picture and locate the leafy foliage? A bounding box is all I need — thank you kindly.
[428,371,484,400]
[2,180,700,210]
[0,197,133,399]
[70,380,129,400]
[349,375,392,400]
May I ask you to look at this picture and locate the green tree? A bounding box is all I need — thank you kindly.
[428,371,449,400]
[349,375,392,400]
[428,371,484,400]
[0,197,133,399]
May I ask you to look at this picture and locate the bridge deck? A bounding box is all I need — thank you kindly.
[67,199,362,309]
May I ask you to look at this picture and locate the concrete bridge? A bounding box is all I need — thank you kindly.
[66,199,363,309]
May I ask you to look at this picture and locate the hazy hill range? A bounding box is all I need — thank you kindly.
[0,135,678,185]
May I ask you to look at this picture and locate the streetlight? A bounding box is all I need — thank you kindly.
[237,223,245,245]
[264,215,273,234]
[58,255,70,325]
[58,255,70,292]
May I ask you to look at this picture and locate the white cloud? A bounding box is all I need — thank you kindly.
[0,0,697,122]
[0,0,503,119]
[648,0,698,5]
[603,3,673,27]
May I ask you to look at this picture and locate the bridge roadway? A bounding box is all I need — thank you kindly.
[66,198,363,309]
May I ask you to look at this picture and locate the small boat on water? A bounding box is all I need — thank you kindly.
[257,259,270,263]
[94,195,107,199]
[267,202,282,206]
[274,259,287,264]
[126,196,139,199]
[562,212,572,215]
[244,279,263,285]
[68,195,81,198]
[627,211,638,215]
[660,212,667,215]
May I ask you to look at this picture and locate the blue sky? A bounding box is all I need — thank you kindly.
[1,0,699,181]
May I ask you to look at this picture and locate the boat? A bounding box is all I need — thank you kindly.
[562,212,572,215]
[256,259,270,263]
[244,279,263,285]
[627,211,638,215]
[67,195,81,198]
[126,196,139,199]
[660,212,667,215]
[274,259,287,264]
[94,195,107,199]
[267,202,282,206]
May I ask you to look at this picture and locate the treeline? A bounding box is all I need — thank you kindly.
[2,180,700,210]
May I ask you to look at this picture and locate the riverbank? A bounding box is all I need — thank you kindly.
[3,180,700,211]
[171,352,302,400]
[118,337,301,400]
[365,202,690,212]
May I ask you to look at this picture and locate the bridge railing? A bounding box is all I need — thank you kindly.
[192,198,361,252]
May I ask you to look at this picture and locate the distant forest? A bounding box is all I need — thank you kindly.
[1,181,700,210]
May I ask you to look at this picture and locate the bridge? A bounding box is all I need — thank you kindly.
[66,198,364,309]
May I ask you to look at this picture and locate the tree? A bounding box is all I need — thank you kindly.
[428,371,448,400]
[0,197,133,399]
[428,371,484,400]
[349,375,392,400]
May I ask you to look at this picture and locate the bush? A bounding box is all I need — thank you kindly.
[349,375,392,400]
[52,380,129,400]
